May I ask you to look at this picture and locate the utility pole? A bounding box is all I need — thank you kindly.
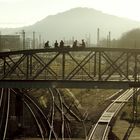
[108,31,111,47]
[39,34,41,48]
[33,31,35,49]
[22,30,25,50]
[97,28,100,46]
[0,31,1,50]
[107,35,109,47]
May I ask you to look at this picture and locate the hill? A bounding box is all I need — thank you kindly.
[1,7,140,43]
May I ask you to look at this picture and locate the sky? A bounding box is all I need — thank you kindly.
[1,0,140,28]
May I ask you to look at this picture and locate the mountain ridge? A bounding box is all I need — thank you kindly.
[1,7,140,43]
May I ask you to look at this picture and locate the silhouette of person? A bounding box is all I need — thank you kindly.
[81,39,86,48]
[54,40,58,48]
[73,40,78,48]
[44,41,50,48]
[60,40,64,48]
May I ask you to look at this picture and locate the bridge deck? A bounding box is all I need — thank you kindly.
[0,47,140,56]
[1,80,140,88]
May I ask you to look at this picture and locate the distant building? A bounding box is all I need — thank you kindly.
[0,35,20,51]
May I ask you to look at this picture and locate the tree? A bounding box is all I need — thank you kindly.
[118,28,140,48]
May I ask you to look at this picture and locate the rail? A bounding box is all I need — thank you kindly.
[87,88,137,140]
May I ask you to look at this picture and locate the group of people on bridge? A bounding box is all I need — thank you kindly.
[44,39,86,49]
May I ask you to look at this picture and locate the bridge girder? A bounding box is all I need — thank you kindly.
[0,80,140,89]
[0,47,140,88]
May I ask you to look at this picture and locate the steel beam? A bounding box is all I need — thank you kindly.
[1,80,140,89]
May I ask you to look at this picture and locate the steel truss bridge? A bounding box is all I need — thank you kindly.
[0,47,140,88]
[0,47,140,139]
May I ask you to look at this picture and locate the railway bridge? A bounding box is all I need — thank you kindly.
[0,46,140,139]
[1,47,140,88]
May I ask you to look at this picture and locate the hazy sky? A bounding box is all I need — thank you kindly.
[1,0,140,27]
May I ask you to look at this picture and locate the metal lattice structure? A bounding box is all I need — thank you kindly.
[1,47,140,88]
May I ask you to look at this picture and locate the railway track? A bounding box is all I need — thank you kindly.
[0,87,137,140]
[0,88,55,140]
[0,89,10,140]
[88,88,138,140]
[11,88,58,140]
[0,88,86,139]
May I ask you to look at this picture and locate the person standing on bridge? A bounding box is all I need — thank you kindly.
[44,41,50,48]
[60,40,64,48]
[80,39,86,48]
[73,40,78,48]
[54,40,58,48]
